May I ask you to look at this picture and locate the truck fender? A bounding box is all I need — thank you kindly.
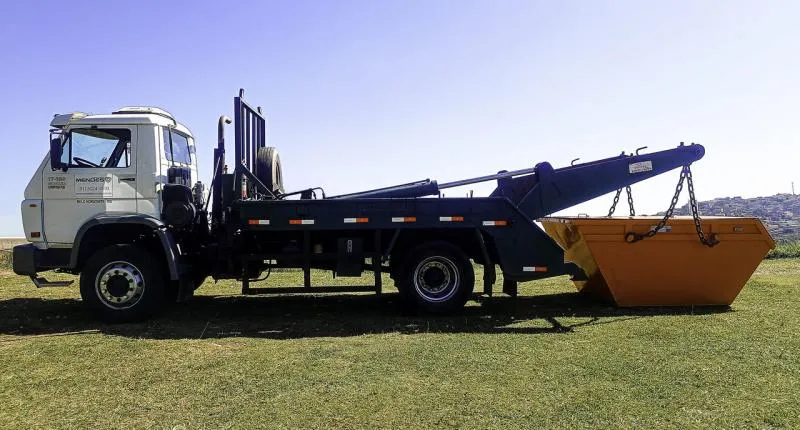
[69,214,181,280]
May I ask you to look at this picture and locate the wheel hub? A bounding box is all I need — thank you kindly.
[413,257,459,302]
[420,262,450,293]
[105,275,131,298]
[95,261,145,309]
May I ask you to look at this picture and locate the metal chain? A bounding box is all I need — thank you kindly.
[625,165,718,247]
[608,186,636,216]
[625,166,685,243]
[625,186,635,216]
[685,165,719,247]
[607,188,622,217]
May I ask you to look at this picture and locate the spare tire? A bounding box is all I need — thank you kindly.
[255,147,284,195]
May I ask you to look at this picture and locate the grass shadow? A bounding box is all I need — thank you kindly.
[0,291,731,341]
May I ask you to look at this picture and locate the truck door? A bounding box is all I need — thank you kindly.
[42,126,138,245]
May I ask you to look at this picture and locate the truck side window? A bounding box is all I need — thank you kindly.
[61,129,132,168]
[163,128,192,165]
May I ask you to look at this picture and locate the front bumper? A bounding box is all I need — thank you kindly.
[12,244,71,276]
[12,244,37,276]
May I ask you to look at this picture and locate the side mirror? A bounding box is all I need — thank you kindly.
[50,137,65,171]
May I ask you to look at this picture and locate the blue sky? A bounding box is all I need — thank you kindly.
[0,0,798,236]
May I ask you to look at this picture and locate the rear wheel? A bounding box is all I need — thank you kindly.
[397,242,474,313]
[80,244,166,323]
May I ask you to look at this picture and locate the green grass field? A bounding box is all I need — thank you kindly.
[767,240,800,259]
[0,259,798,429]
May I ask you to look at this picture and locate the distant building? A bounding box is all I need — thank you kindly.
[658,193,800,241]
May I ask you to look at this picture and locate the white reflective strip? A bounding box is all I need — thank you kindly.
[483,221,496,226]
[344,218,358,223]
[391,217,405,223]
[523,267,535,272]
[440,217,453,222]
[254,220,270,225]
[300,219,315,225]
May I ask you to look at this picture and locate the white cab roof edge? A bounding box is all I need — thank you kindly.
[49,110,193,138]
[114,106,175,121]
[50,112,88,128]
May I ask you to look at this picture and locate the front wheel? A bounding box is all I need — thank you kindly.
[397,241,475,313]
[80,244,166,323]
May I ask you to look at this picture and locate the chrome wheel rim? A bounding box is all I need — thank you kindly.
[413,256,459,303]
[94,261,145,310]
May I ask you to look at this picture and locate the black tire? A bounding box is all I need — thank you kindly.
[397,241,475,313]
[79,244,167,323]
[256,146,284,195]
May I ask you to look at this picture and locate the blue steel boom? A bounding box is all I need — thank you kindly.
[493,143,704,219]
[327,143,704,217]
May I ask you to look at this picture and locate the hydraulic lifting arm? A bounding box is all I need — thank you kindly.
[332,142,705,223]
[491,143,705,219]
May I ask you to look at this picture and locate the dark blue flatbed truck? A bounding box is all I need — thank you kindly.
[13,89,704,322]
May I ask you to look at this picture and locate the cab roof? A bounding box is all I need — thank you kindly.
[50,107,193,138]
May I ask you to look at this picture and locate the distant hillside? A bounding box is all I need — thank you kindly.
[660,194,800,241]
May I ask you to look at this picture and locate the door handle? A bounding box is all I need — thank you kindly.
[119,177,136,182]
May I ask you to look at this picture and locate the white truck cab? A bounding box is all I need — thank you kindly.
[22,108,198,247]
[14,107,205,321]
[13,91,290,323]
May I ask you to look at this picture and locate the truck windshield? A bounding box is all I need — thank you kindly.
[61,128,132,168]
[163,128,192,165]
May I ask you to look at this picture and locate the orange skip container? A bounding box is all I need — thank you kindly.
[540,217,775,306]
